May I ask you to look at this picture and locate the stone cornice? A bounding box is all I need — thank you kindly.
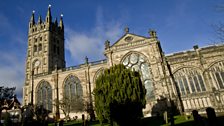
[105,39,157,54]
[33,59,107,78]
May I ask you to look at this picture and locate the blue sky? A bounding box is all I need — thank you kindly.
[0,0,223,102]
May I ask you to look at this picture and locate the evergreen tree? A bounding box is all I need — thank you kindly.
[94,64,146,126]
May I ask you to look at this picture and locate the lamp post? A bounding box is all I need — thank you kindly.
[85,56,95,121]
[161,52,184,115]
[31,70,34,105]
[54,64,60,120]
[166,59,185,115]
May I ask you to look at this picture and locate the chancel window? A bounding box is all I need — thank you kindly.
[174,68,206,96]
[122,52,154,100]
[36,81,52,111]
[209,61,224,89]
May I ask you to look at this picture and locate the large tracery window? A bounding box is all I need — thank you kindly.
[174,68,206,96]
[36,81,52,111]
[209,61,224,89]
[122,52,154,100]
[64,75,83,112]
[64,75,83,99]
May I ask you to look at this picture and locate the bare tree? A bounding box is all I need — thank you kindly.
[56,95,84,121]
[214,3,224,41]
[213,23,224,41]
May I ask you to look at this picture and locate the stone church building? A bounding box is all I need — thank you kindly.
[23,7,224,118]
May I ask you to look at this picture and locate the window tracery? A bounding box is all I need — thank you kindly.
[122,52,154,100]
[64,75,83,100]
[36,81,52,111]
[208,61,224,89]
[174,67,206,96]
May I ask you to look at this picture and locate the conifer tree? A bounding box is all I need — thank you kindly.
[94,64,146,126]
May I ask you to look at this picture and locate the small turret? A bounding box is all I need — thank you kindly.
[124,27,129,34]
[59,14,64,31]
[38,15,42,24]
[29,11,35,28]
[149,29,157,38]
[105,40,110,49]
[45,5,52,23]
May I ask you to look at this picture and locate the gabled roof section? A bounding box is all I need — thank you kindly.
[111,33,149,47]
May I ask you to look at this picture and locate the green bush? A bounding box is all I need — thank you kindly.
[94,64,146,126]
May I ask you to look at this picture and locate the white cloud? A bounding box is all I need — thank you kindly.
[65,7,123,64]
[0,13,26,103]
[0,13,12,36]
[0,51,25,102]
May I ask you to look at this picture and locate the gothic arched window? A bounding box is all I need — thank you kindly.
[208,61,224,89]
[38,44,42,51]
[93,68,105,95]
[64,75,83,99]
[122,52,154,100]
[34,45,37,52]
[36,81,52,111]
[174,68,206,96]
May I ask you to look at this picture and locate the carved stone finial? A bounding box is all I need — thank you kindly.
[105,40,110,49]
[85,56,89,64]
[193,45,199,50]
[124,27,129,34]
[149,29,157,38]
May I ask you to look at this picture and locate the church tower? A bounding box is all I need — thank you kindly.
[24,6,65,103]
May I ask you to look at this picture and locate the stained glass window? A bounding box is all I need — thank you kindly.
[208,61,224,89]
[188,76,196,93]
[36,81,52,111]
[122,53,154,100]
[64,75,83,99]
[174,68,206,95]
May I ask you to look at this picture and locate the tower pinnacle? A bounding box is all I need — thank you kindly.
[38,15,42,24]
[46,5,52,23]
[59,14,64,30]
[54,18,58,26]
[29,11,35,26]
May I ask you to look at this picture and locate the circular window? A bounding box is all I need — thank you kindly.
[124,36,133,42]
